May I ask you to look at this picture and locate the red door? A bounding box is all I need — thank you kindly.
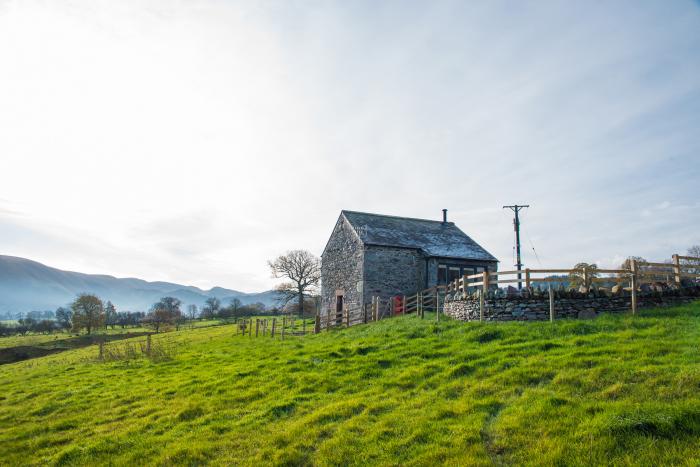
[393,296,404,315]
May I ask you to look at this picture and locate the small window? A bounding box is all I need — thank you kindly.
[448,267,461,282]
[438,265,447,285]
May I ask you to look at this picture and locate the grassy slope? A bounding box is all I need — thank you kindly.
[1,304,700,466]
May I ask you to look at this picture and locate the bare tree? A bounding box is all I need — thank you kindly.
[104,301,117,329]
[683,245,700,274]
[201,297,221,319]
[71,294,105,335]
[567,263,599,289]
[268,250,320,318]
[144,297,182,333]
[618,257,647,277]
[186,304,198,320]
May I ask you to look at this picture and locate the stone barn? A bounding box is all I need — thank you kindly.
[320,210,498,313]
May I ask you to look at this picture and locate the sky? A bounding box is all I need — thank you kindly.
[1,0,699,292]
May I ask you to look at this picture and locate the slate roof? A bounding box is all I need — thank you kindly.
[341,210,498,262]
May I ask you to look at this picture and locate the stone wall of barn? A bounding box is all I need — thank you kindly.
[320,216,365,312]
[443,287,700,321]
[362,246,425,304]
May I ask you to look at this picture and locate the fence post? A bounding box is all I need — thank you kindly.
[147,334,152,354]
[673,254,681,286]
[483,271,490,294]
[525,268,531,289]
[548,286,554,322]
[326,309,331,331]
[314,313,320,334]
[255,319,260,337]
[99,340,104,360]
[479,289,484,322]
[582,267,588,291]
[436,293,440,322]
[630,259,638,315]
[344,305,349,327]
[271,318,276,337]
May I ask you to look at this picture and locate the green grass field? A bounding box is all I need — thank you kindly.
[0,327,151,350]
[1,303,699,466]
[0,319,229,350]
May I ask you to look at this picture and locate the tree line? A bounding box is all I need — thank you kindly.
[556,245,700,289]
[0,293,276,337]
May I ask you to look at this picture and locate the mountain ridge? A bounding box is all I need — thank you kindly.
[0,255,279,314]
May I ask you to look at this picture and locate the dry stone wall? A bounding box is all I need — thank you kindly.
[444,287,700,321]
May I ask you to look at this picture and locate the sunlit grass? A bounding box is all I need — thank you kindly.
[1,303,699,465]
[0,319,231,350]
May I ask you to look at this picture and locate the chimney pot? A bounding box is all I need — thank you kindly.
[442,209,447,223]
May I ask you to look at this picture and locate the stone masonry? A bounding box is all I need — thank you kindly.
[444,286,700,321]
[362,246,425,305]
[320,215,364,312]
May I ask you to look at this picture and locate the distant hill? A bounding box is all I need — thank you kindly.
[0,255,280,315]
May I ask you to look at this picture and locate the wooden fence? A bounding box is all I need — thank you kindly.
[444,254,700,319]
[318,287,450,332]
[448,255,700,293]
[234,316,317,338]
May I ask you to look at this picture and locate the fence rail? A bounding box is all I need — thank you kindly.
[449,254,700,296]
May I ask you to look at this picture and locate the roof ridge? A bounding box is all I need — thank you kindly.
[341,210,453,225]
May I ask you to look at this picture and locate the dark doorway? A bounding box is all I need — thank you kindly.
[335,295,344,324]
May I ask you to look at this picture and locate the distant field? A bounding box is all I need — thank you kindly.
[1,303,699,465]
[0,319,229,350]
[0,326,152,350]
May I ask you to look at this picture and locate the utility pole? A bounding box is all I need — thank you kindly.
[503,204,529,289]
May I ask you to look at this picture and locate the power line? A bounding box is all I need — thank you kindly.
[503,204,529,289]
